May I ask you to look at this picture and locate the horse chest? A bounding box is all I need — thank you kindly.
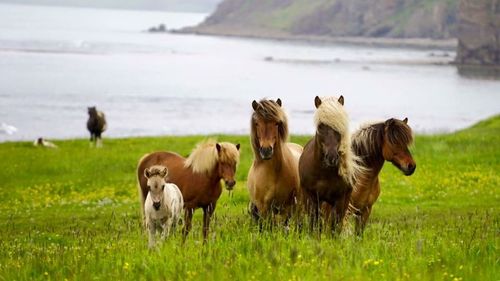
[311,174,350,199]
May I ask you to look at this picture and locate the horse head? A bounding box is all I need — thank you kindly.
[251,98,287,160]
[216,143,240,190]
[314,96,346,168]
[382,118,416,176]
[144,166,168,210]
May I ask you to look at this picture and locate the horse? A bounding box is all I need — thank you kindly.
[349,117,416,234]
[33,137,58,148]
[247,98,303,228]
[143,165,184,248]
[87,106,107,147]
[137,140,240,242]
[299,96,362,235]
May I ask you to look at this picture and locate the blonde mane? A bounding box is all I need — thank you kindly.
[314,96,363,186]
[184,140,240,175]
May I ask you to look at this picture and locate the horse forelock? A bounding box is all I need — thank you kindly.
[146,165,168,178]
[386,119,414,147]
[314,96,349,139]
[218,142,240,166]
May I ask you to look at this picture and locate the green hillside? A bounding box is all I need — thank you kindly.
[190,0,458,39]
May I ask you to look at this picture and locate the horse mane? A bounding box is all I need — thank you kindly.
[353,119,414,160]
[250,99,289,157]
[184,140,240,175]
[314,96,362,186]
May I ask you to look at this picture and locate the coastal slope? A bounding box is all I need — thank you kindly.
[185,0,458,39]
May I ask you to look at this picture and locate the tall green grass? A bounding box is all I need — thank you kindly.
[0,116,498,280]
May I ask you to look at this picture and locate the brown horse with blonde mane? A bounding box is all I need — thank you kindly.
[137,140,240,241]
[248,98,303,226]
[299,96,362,234]
[349,117,416,234]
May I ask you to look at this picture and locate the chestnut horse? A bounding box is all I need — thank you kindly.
[299,96,362,234]
[349,118,416,234]
[248,98,303,226]
[137,140,240,241]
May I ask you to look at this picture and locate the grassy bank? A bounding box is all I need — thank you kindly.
[0,116,498,280]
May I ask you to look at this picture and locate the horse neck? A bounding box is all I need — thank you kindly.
[188,162,221,187]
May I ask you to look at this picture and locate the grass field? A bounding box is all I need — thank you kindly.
[0,116,498,280]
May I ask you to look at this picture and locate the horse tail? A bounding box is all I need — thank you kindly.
[136,153,149,228]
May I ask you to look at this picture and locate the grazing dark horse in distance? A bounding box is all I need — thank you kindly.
[299,96,362,235]
[349,117,416,234]
[87,106,107,147]
[247,98,303,228]
[137,140,240,242]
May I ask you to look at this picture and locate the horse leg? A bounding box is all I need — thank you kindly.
[182,208,194,242]
[147,221,156,249]
[96,132,102,148]
[89,133,95,147]
[249,202,260,222]
[355,205,372,236]
[162,218,172,241]
[202,203,215,243]
[305,191,319,234]
[332,191,351,236]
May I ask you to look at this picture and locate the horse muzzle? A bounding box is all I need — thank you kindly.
[153,202,161,210]
[225,180,236,190]
[259,147,273,160]
[403,163,416,176]
[323,154,339,167]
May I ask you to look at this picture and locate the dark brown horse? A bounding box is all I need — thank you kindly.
[137,140,240,242]
[299,96,361,234]
[247,98,303,227]
[349,118,416,234]
[87,106,107,147]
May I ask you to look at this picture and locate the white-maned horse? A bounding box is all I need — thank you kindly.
[143,165,184,248]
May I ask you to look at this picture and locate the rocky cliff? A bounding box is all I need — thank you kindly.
[456,0,500,66]
[187,0,458,39]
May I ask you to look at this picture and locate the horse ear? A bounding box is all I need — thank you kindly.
[144,168,151,179]
[252,100,259,111]
[403,117,408,124]
[236,143,240,150]
[276,98,282,107]
[314,96,322,108]
[338,95,344,106]
[160,167,168,178]
[216,143,222,153]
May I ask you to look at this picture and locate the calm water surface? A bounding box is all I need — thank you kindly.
[0,3,499,142]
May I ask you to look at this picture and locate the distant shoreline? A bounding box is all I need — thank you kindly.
[176,26,458,51]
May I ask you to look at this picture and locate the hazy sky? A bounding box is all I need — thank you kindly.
[0,0,222,12]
